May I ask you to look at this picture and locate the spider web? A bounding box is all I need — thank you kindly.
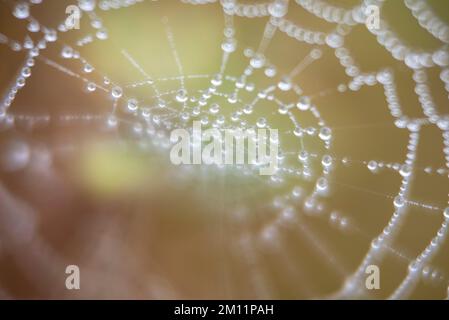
[0,0,448,299]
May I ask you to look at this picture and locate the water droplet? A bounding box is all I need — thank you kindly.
[127,98,138,112]
[180,111,190,121]
[371,238,381,250]
[292,186,302,198]
[337,84,347,92]
[408,260,420,273]
[444,207,449,220]
[322,155,332,167]
[111,86,123,99]
[83,64,94,73]
[394,195,405,208]
[297,96,311,111]
[268,0,287,17]
[141,108,151,119]
[16,77,26,87]
[61,46,74,59]
[21,67,31,78]
[96,28,108,40]
[201,116,209,125]
[209,103,220,114]
[235,76,245,89]
[243,47,254,58]
[367,160,378,172]
[325,33,344,48]
[211,74,222,86]
[23,36,33,49]
[319,127,332,141]
[250,53,265,69]
[221,38,237,53]
[265,66,276,77]
[399,164,412,177]
[227,93,238,104]
[86,82,96,92]
[306,127,316,135]
[293,127,302,137]
[26,58,35,67]
[278,105,288,115]
[13,3,30,19]
[298,150,308,162]
[243,105,253,115]
[27,20,40,32]
[152,115,160,124]
[316,177,328,192]
[158,100,167,108]
[223,27,234,38]
[176,89,188,103]
[79,0,96,11]
[278,77,292,91]
[231,112,239,122]
[192,106,201,116]
[44,29,57,42]
[256,117,267,128]
[216,115,225,125]
[107,115,117,128]
[91,18,102,29]
[310,48,322,60]
[30,47,40,57]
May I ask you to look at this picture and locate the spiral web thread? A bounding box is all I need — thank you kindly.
[0,0,449,299]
